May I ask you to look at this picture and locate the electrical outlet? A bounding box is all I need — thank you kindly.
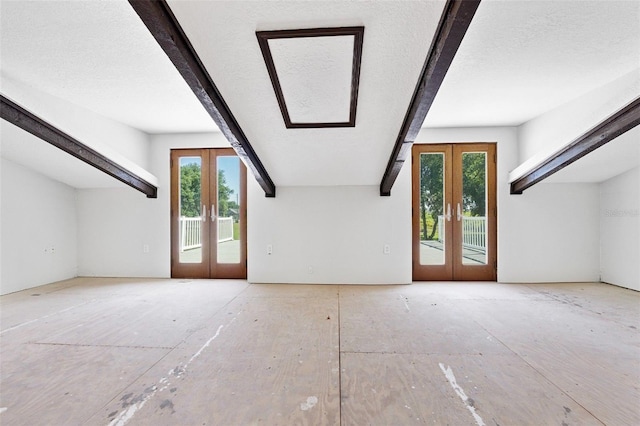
[383,244,391,254]
[308,266,313,274]
[267,244,273,255]
[143,244,150,253]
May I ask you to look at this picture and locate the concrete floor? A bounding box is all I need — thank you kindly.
[1,278,638,425]
[419,240,486,265]
[179,240,240,264]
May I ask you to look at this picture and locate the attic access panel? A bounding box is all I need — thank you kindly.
[256,26,364,129]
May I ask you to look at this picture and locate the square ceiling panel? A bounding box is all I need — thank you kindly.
[256,27,364,129]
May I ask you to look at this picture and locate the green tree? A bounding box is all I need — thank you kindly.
[217,170,234,217]
[462,153,486,216]
[180,163,201,217]
[420,154,444,240]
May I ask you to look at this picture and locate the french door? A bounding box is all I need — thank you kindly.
[412,143,497,281]
[170,148,247,279]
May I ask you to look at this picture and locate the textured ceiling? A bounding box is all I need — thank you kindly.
[1,120,128,189]
[269,34,355,124]
[167,0,447,186]
[425,0,640,128]
[1,0,638,190]
[0,0,216,134]
[545,126,640,184]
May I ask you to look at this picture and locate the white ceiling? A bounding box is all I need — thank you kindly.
[545,125,640,184]
[0,0,216,134]
[425,0,640,128]
[1,120,129,189]
[167,0,447,186]
[269,34,355,124]
[1,0,639,190]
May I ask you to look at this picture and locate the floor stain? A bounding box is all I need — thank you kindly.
[160,399,175,414]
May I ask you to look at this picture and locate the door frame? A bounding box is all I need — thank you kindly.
[412,143,497,281]
[170,148,247,279]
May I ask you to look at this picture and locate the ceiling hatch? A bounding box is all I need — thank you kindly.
[256,26,364,129]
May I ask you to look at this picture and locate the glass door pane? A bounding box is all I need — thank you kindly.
[419,152,446,265]
[460,152,487,265]
[216,156,241,264]
[178,156,203,264]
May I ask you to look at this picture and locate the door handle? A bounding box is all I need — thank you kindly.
[211,204,217,222]
[445,203,452,222]
[457,203,462,221]
[202,204,207,222]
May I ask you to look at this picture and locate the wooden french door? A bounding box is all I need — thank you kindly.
[170,148,247,279]
[412,143,496,281]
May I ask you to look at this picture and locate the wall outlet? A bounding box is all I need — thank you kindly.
[267,244,273,255]
[308,266,313,274]
[383,244,391,254]
[143,244,150,253]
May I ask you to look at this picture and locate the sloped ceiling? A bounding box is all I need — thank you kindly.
[0,0,216,134]
[166,0,447,186]
[1,0,639,190]
[1,120,129,189]
[426,0,640,128]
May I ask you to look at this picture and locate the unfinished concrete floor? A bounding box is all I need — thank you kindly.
[1,278,638,425]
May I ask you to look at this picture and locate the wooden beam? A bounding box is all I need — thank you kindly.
[128,0,276,197]
[510,97,640,194]
[379,0,481,196]
[1,94,158,198]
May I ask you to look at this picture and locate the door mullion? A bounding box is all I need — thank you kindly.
[208,149,217,278]
[452,145,464,279]
[443,145,454,278]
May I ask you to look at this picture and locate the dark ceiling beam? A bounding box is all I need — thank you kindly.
[379,0,481,196]
[1,94,158,198]
[128,0,276,197]
[511,97,640,194]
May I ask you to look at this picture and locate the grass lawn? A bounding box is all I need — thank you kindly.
[233,222,240,240]
[421,215,440,240]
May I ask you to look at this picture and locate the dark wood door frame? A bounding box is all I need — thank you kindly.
[170,148,247,279]
[452,143,497,281]
[412,143,497,281]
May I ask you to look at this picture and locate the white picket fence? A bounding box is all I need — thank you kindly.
[180,217,202,251]
[179,216,234,252]
[461,216,486,250]
[437,215,486,251]
[217,217,234,243]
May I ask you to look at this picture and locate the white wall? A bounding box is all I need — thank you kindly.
[248,180,412,285]
[75,127,602,284]
[600,167,640,291]
[0,158,77,294]
[499,182,600,282]
[75,132,413,284]
[415,127,601,283]
[505,70,638,285]
[76,133,231,278]
[76,188,165,277]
